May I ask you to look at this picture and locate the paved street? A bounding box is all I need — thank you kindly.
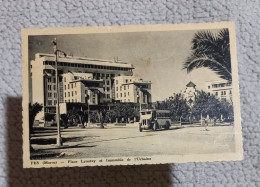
[30,124,235,159]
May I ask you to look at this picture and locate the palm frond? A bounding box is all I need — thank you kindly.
[183,29,232,82]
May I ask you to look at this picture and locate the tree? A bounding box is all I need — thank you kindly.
[155,94,190,121]
[111,103,139,123]
[97,105,108,128]
[192,91,233,121]
[66,105,87,128]
[169,93,190,121]
[183,29,232,82]
[29,103,43,134]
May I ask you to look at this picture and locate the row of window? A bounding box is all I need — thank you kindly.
[116,92,130,98]
[211,83,232,89]
[47,93,57,98]
[47,85,56,91]
[116,85,130,91]
[215,90,232,96]
[115,79,132,85]
[43,61,132,72]
[47,100,57,106]
[64,91,77,97]
[47,77,56,83]
[64,83,77,90]
[64,98,96,104]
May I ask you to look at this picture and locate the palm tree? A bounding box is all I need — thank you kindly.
[183,29,232,82]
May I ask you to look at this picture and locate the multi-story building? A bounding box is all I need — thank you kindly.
[62,72,103,104]
[30,53,134,122]
[205,80,232,102]
[114,76,152,104]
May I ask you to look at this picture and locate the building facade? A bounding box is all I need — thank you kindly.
[205,80,232,102]
[31,53,134,122]
[183,81,197,107]
[114,76,152,104]
[62,72,104,104]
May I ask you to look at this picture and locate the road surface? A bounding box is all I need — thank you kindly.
[30,124,235,159]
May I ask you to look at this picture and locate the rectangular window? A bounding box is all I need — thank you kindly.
[92,98,95,104]
[53,77,56,83]
[107,87,110,92]
[68,84,70,89]
[116,80,118,84]
[107,94,110,98]
[68,92,70,97]
[48,100,52,105]
[128,92,129,96]
[120,86,122,91]
[215,92,218,96]
[71,84,73,89]
[72,99,74,102]
[116,87,118,91]
[65,92,66,97]
[124,85,126,90]
[75,91,77,95]
[54,100,57,105]
[107,80,109,85]
[54,93,57,98]
[124,93,126,97]
[53,85,56,90]
[64,85,66,90]
[117,93,118,98]
[120,93,122,97]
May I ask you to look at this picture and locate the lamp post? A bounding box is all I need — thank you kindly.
[52,38,62,146]
[85,90,90,127]
[137,86,142,112]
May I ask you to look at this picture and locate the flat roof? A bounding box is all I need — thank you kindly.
[69,79,103,84]
[35,53,134,69]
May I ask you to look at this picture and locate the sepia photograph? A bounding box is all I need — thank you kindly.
[22,22,243,168]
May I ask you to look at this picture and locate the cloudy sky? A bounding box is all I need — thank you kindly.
[29,29,224,101]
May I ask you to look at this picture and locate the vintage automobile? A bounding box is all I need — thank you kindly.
[139,109,171,132]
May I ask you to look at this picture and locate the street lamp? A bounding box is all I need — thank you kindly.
[137,86,142,112]
[85,90,90,127]
[52,38,65,146]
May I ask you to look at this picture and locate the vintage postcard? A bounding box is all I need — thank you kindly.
[22,22,243,168]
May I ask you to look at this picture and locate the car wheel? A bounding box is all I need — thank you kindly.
[153,123,157,131]
[165,121,170,130]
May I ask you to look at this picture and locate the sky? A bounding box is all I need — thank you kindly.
[29,29,224,101]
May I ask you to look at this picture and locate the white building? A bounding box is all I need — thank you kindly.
[181,81,198,107]
[114,76,152,104]
[30,53,134,122]
[205,80,232,102]
[62,72,103,105]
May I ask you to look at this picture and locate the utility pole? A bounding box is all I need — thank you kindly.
[138,86,142,112]
[85,90,90,127]
[52,38,62,146]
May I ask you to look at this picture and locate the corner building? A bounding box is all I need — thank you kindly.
[30,53,134,122]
